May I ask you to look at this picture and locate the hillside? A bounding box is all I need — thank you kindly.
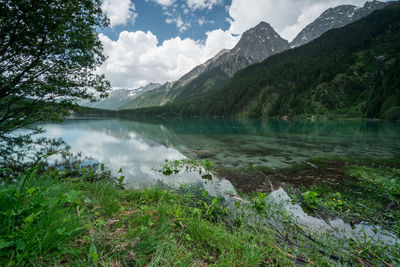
[121,22,289,109]
[79,83,160,110]
[120,3,400,120]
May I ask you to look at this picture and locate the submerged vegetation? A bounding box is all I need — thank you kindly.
[1,157,399,266]
[217,157,400,234]
[293,164,400,232]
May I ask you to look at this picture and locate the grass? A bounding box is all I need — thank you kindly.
[216,156,400,232]
[1,161,399,266]
[278,158,400,233]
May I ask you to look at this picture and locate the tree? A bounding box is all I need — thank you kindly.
[0,0,110,135]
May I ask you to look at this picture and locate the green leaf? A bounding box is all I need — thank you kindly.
[26,187,36,195]
[0,241,15,250]
[56,227,66,235]
[89,243,98,263]
[201,159,213,169]
[16,240,26,251]
[65,190,81,204]
[117,176,125,184]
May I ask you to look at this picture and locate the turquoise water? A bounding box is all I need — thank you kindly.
[40,117,400,187]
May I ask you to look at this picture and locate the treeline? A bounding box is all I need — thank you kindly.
[120,3,400,120]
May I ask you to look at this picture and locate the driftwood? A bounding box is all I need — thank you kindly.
[259,170,275,191]
[223,191,249,204]
[303,161,318,169]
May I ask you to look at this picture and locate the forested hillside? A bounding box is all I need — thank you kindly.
[121,3,400,120]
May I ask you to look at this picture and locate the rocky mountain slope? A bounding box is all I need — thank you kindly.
[291,1,388,47]
[121,22,289,109]
[207,21,290,77]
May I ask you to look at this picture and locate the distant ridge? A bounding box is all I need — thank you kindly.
[291,1,388,47]
[79,83,160,110]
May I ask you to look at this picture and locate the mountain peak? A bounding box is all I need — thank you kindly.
[231,21,289,54]
[242,21,278,37]
[290,1,388,47]
[254,21,272,28]
[364,0,386,9]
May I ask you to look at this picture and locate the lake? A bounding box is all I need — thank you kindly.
[38,117,400,190]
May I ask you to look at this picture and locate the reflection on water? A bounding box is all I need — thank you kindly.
[41,117,400,188]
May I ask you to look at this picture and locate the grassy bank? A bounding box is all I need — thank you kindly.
[1,162,399,266]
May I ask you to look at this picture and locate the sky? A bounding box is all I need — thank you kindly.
[98,0,382,90]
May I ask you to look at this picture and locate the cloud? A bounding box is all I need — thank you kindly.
[151,0,223,10]
[165,15,191,32]
[149,0,176,6]
[152,0,224,33]
[198,17,205,25]
[227,0,371,41]
[101,0,137,27]
[163,6,192,32]
[186,0,223,10]
[99,30,239,88]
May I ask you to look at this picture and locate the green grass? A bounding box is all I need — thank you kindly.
[1,162,399,266]
[287,159,400,233]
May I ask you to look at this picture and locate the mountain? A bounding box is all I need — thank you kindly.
[119,49,229,110]
[80,83,160,110]
[205,21,290,77]
[122,2,400,120]
[290,1,388,47]
[121,22,290,109]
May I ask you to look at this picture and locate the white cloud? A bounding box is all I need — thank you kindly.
[165,15,191,32]
[227,0,370,41]
[154,0,223,33]
[198,17,205,25]
[101,0,137,27]
[150,0,175,6]
[186,0,223,10]
[99,30,239,88]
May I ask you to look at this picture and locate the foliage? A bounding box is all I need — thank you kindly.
[156,158,214,180]
[289,159,400,232]
[0,135,71,176]
[1,161,399,266]
[0,162,122,265]
[301,190,319,210]
[348,166,400,203]
[197,190,228,222]
[252,192,267,212]
[300,190,346,213]
[0,0,110,136]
